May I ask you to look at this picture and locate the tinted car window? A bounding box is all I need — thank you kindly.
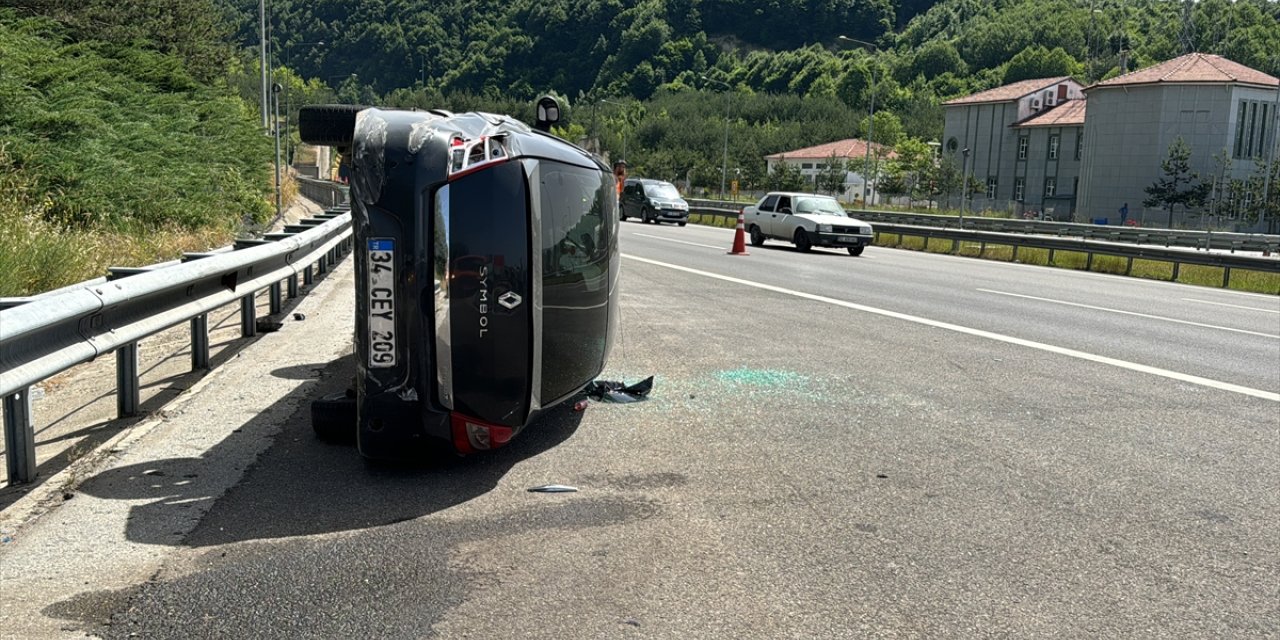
[643,182,681,199]
[539,161,613,401]
[759,195,778,212]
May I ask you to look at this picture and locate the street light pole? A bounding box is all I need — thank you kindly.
[259,0,268,129]
[702,76,732,200]
[838,36,879,207]
[272,83,283,221]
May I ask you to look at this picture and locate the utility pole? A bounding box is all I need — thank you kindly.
[273,83,283,220]
[702,76,733,201]
[259,0,268,129]
[960,147,971,228]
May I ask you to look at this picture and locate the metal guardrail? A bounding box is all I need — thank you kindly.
[683,208,1279,287]
[876,223,1278,286]
[0,210,354,484]
[686,199,1280,254]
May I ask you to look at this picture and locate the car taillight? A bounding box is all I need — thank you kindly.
[450,412,514,453]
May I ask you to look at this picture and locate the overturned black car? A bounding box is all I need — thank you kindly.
[299,102,620,458]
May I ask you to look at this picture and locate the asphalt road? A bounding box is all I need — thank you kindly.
[1,220,1277,639]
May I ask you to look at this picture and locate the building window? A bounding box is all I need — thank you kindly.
[986,176,998,199]
[801,163,813,169]
[1247,102,1258,157]
[816,163,826,169]
[1075,132,1083,160]
[1048,134,1060,159]
[1044,177,1057,198]
[947,137,958,152]
[1260,103,1272,159]
[1017,136,1028,160]
[1235,102,1248,158]
[1014,177,1026,201]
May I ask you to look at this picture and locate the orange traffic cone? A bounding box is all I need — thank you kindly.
[728,208,749,256]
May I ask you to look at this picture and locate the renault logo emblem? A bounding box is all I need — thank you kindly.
[498,291,523,310]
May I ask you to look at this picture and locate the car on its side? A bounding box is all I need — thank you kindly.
[742,192,874,256]
[299,103,620,459]
[620,178,689,226]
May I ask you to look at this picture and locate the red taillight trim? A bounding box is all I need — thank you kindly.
[447,157,511,182]
[450,412,515,454]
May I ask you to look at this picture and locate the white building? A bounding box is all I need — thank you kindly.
[765,138,892,204]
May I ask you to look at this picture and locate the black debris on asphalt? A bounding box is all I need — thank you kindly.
[586,376,654,403]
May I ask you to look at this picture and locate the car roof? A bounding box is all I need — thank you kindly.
[629,178,674,185]
[765,192,836,198]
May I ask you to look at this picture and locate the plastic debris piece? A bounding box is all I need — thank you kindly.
[528,484,578,493]
[573,399,589,412]
[293,313,306,321]
[586,376,654,403]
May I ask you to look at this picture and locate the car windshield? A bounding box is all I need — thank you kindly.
[793,196,847,216]
[643,183,681,199]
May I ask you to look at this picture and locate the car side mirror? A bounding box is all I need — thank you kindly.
[534,96,561,132]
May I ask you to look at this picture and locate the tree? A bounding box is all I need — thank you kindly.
[1143,137,1212,228]
[1002,45,1083,85]
[815,153,847,195]
[766,158,805,192]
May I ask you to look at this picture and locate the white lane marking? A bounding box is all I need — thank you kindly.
[631,233,726,251]
[623,254,1280,402]
[978,289,1280,339]
[1181,298,1280,314]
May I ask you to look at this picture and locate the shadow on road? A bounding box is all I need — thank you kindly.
[73,352,584,547]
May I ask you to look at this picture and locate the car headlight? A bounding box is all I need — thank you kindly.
[650,199,661,208]
[862,226,873,234]
[817,224,832,233]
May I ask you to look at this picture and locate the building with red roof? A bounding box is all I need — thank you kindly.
[764,138,893,204]
[1078,53,1278,228]
[940,53,1279,229]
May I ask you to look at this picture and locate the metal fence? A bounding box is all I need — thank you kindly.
[0,208,354,484]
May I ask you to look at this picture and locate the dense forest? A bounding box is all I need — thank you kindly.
[220,0,1280,189]
[1,0,1278,293]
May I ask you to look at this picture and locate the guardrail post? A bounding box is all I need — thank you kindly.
[287,274,299,298]
[317,254,328,275]
[269,281,283,315]
[1012,245,1020,262]
[116,343,140,418]
[1171,261,1181,282]
[4,389,37,484]
[1086,252,1095,271]
[1048,248,1056,266]
[241,294,257,337]
[304,265,314,286]
[1222,267,1232,288]
[1124,256,1134,276]
[191,315,210,370]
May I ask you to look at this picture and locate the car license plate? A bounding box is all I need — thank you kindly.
[838,235,857,243]
[367,239,396,368]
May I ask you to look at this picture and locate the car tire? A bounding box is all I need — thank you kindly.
[642,207,652,224]
[749,225,766,246]
[677,221,686,227]
[298,104,365,147]
[620,210,627,222]
[793,228,812,252]
[847,245,865,256]
[311,390,357,444]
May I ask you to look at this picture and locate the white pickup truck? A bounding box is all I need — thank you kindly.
[742,192,874,256]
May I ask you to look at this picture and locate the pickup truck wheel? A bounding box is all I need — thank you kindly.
[793,228,813,252]
[749,225,766,246]
[847,245,865,256]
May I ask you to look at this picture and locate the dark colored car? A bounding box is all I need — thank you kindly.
[620,178,689,225]
[299,104,620,458]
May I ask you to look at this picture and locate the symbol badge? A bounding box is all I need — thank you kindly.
[498,291,523,310]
